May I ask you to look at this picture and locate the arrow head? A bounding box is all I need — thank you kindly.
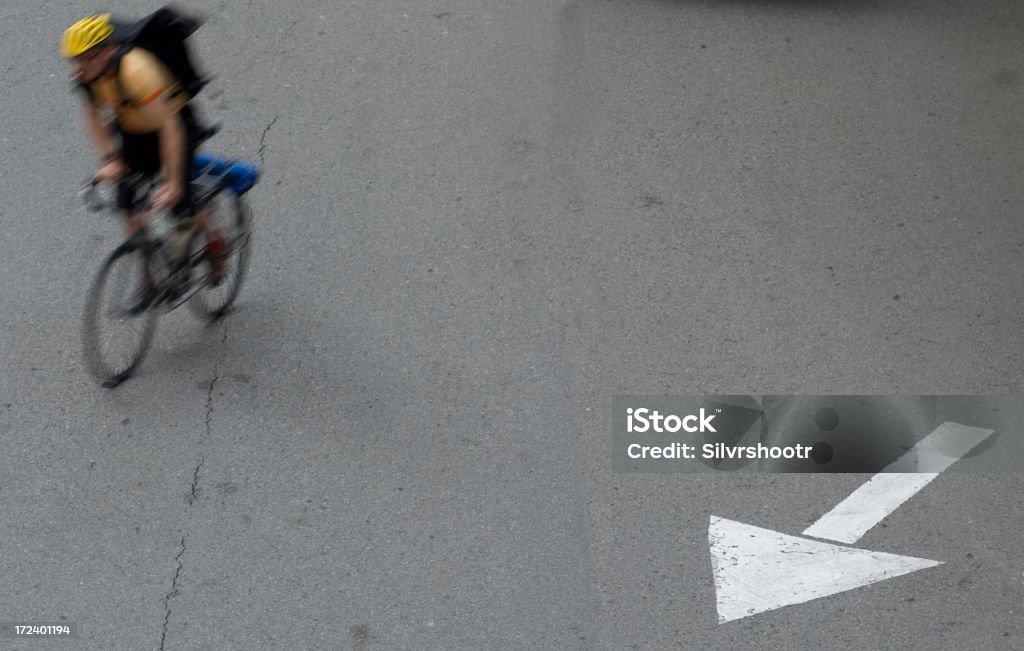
[709,516,943,623]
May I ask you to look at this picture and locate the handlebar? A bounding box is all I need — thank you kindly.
[79,172,153,213]
[79,121,221,212]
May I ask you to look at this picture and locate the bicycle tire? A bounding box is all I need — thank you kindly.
[188,193,252,322]
[81,240,159,388]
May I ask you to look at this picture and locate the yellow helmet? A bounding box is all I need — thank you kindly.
[60,14,114,58]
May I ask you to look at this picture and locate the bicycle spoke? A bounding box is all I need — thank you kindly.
[82,244,158,386]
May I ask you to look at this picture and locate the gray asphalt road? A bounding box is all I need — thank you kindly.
[1,0,1022,649]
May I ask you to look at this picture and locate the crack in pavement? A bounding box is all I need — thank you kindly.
[159,536,187,651]
[194,320,230,504]
[258,115,279,168]
[204,325,227,438]
[187,456,206,506]
[162,321,231,647]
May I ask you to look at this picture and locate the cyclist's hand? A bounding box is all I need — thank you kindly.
[95,157,126,183]
[153,181,183,211]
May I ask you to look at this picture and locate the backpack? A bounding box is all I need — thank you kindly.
[83,5,209,106]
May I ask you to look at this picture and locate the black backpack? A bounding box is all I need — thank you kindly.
[83,5,209,106]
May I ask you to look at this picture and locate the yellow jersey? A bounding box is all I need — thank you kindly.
[86,48,189,134]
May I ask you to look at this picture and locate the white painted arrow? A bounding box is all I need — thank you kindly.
[710,421,995,624]
[709,517,942,623]
[802,422,995,544]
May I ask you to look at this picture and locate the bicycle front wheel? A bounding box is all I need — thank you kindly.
[81,240,159,388]
[188,193,252,322]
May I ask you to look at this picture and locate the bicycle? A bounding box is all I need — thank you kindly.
[80,134,260,388]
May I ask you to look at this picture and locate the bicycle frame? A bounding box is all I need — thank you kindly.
[80,154,256,313]
[80,141,260,387]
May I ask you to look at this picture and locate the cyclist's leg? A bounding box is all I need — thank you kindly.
[117,129,159,239]
[115,189,150,240]
[115,206,157,311]
[176,204,228,285]
[117,132,160,309]
[176,105,229,283]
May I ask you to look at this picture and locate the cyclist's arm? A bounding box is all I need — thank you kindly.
[81,101,118,160]
[119,50,186,187]
[134,95,186,187]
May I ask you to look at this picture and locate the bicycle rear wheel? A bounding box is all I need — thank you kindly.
[188,193,252,322]
[81,240,159,388]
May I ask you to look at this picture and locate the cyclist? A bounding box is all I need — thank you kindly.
[61,13,228,295]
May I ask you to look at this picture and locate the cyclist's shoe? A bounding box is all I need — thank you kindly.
[125,278,158,316]
[206,233,230,286]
